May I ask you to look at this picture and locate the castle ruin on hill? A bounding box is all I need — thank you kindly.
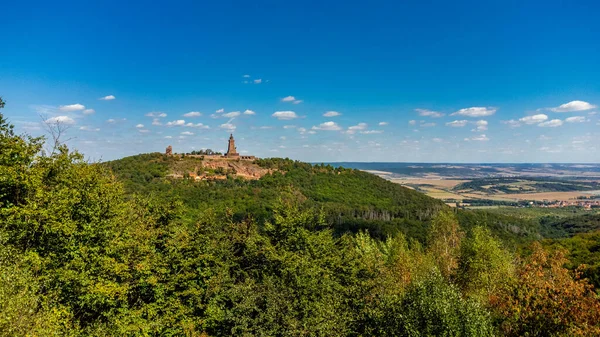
[165,134,256,160]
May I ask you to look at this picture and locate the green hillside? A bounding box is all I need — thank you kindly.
[3,104,600,336]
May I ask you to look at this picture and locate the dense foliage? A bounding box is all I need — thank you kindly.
[2,103,600,336]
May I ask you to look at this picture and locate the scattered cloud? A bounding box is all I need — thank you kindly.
[146,112,167,118]
[152,118,162,126]
[136,124,144,128]
[185,123,210,129]
[465,134,489,141]
[83,108,95,115]
[323,111,341,117]
[254,79,262,84]
[293,100,303,104]
[243,74,250,78]
[432,138,443,142]
[420,122,436,128]
[446,120,468,127]
[502,120,521,128]
[138,129,150,133]
[281,96,296,102]
[451,107,497,117]
[222,111,240,118]
[45,116,76,125]
[360,130,383,134]
[106,119,116,124]
[79,126,100,132]
[166,120,186,126]
[538,119,563,127]
[184,111,202,117]
[181,131,194,135]
[473,120,488,132]
[272,111,298,120]
[416,108,444,118]
[379,122,388,126]
[99,95,116,101]
[165,136,172,139]
[59,103,85,112]
[244,109,256,115]
[519,114,548,125]
[565,116,587,123]
[548,100,596,112]
[409,120,417,125]
[346,123,368,134]
[283,125,296,129]
[220,123,236,131]
[216,108,224,113]
[312,121,342,131]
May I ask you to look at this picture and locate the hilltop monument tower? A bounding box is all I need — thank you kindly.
[226,134,239,157]
[165,145,173,156]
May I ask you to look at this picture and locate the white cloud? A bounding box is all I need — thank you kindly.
[519,114,548,125]
[79,126,100,132]
[538,119,563,127]
[216,108,224,113]
[83,108,95,115]
[451,107,497,117]
[185,123,210,129]
[323,111,341,117]
[181,131,194,135]
[45,116,76,125]
[254,79,262,84]
[244,109,256,115]
[565,116,587,123]
[446,120,468,127]
[432,138,443,142]
[243,74,250,78]
[548,100,596,112]
[293,100,303,104]
[360,130,383,134]
[379,122,388,126]
[99,95,116,101]
[416,108,444,118]
[184,111,202,117]
[136,124,144,128]
[259,126,273,129]
[152,118,162,126]
[420,122,436,128]
[283,125,296,129]
[59,103,85,112]
[138,129,150,133]
[166,120,186,126]
[465,134,489,141]
[312,121,342,131]
[281,96,296,102]
[346,123,368,134]
[220,123,236,131]
[165,136,172,139]
[223,111,241,118]
[146,112,167,118]
[409,120,417,125]
[502,120,521,128]
[473,120,488,131]
[272,111,298,120]
[106,119,116,124]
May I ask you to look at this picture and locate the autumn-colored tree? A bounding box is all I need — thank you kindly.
[494,242,600,336]
[427,210,464,279]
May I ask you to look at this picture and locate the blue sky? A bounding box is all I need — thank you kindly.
[1,0,599,163]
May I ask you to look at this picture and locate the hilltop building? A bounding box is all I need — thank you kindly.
[225,134,239,157]
[166,134,255,160]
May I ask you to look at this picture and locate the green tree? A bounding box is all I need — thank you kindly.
[458,226,515,303]
[428,210,464,279]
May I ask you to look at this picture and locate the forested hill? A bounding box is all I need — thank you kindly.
[105,153,447,240]
[3,106,600,335]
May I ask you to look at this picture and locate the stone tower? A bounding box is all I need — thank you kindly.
[226,134,239,157]
[166,145,173,156]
